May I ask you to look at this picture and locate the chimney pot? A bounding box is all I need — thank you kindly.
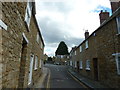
[85,30,89,39]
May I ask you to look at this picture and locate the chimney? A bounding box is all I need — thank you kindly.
[110,0,120,13]
[85,30,89,39]
[99,10,109,24]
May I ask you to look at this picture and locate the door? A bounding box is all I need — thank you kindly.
[77,61,79,72]
[93,58,98,81]
[28,54,34,85]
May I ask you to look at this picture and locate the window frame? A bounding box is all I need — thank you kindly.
[25,2,32,28]
[80,46,82,52]
[116,17,120,34]
[115,53,120,75]
[86,60,90,70]
[75,61,77,68]
[75,51,76,55]
[39,59,42,68]
[79,61,83,69]
[85,40,88,49]
[36,33,40,44]
[70,61,72,66]
[34,56,38,70]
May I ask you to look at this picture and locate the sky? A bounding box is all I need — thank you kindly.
[35,0,111,57]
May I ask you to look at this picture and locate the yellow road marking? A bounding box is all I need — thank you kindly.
[67,71,89,89]
[46,69,51,89]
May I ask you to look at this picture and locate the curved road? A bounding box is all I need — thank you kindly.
[45,64,88,88]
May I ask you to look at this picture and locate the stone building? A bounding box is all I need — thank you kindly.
[70,0,120,88]
[55,55,69,65]
[0,0,44,88]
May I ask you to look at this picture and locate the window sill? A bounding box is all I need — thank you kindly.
[25,21,30,32]
[34,68,38,71]
[79,67,83,70]
[0,20,8,30]
[86,68,90,71]
[116,33,120,36]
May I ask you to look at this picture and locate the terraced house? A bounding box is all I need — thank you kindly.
[70,0,120,88]
[0,0,44,88]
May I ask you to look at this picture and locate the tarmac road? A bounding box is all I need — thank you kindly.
[45,64,88,89]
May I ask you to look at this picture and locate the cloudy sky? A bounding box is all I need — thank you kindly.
[35,0,111,57]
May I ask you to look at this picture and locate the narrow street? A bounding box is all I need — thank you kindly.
[45,64,88,88]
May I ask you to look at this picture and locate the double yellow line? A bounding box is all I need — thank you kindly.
[46,69,51,89]
[67,71,89,89]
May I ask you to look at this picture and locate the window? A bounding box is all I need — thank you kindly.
[41,42,43,49]
[116,17,120,34]
[39,59,42,68]
[61,55,63,58]
[75,61,77,68]
[86,60,90,70]
[80,46,82,52]
[75,51,76,55]
[79,61,83,69]
[36,33,40,44]
[34,56,38,70]
[85,40,88,49]
[116,54,120,75]
[25,2,32,27]
[70,61,72,66]
[67,56,69,59]
[117,57,120,74]
[0,20,7,30]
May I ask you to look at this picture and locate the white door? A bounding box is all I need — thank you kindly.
[28,54,34,85]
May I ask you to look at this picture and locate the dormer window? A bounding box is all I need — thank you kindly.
[25,2,32,28]
[116,17,120,34]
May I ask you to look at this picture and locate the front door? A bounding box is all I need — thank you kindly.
[93,58,98,81]
[77,61,79,72]
[28,54,34,85]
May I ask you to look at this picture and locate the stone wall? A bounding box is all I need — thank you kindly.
[1,2,44,88]
[0,27,2,89]
[96,17,120,88]
[73,9,120,88]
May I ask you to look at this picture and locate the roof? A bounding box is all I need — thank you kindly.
[32,2,45,47]
[77,7,120,48]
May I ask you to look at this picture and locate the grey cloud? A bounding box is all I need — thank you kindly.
[38,2,73,13]
[38,16,84,50]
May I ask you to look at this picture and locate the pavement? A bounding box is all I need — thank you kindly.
[33,66,50,88]
[68,67,109,89]
[33,65,109,89]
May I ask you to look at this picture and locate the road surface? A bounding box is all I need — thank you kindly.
[45,64,87,88]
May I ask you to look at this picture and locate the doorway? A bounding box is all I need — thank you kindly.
[18,38,27,88]
[77,61,79,72]
[93,58,98,81]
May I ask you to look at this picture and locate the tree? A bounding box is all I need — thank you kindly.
[55,41,69,55]
[47,57,52,61]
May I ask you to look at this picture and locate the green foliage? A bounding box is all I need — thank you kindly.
[55,41,69,55]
